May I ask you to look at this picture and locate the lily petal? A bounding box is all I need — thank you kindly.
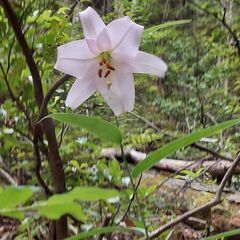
[112,23,144,58]
[56,40,96,60]
[86,39,100,55]
[54,58,97,79]
[95,70,135,116]
[66,78,96,110]
[96,28,111,52]
[106,16,133,49]
[79,7,105,40]
[113,51,167,78]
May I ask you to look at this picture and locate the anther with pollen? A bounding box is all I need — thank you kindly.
[98,69,103,78]
[106,63,115,71]
[104,70,111,78]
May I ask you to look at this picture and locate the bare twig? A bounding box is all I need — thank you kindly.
[191,1,240,57]
[0,168,17,185]
[140,153,240,239]
[97,216,111,240]
[154,156,212,192]
[120,144,149,239]
[67,0,79,19]
[0,62,29,117]
[117,174,143,224]
[171,159,220,201]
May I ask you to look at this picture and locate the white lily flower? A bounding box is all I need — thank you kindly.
[55,7,167,116]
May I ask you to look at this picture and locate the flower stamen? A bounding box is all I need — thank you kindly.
[104,70,111,78]
[98,69,103,78]
[106,63,115,71]
[98,55,115,90]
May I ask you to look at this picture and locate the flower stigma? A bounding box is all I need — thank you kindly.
[97,52,115,90]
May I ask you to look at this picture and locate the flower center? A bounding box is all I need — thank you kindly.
[97,53,115,90]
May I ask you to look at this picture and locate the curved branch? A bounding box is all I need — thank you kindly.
[141,153,240,239]
[37,74,71,123]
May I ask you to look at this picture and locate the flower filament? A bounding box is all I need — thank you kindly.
[97,53,115,90]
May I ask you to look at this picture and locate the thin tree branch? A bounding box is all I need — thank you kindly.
[0,0,44,108]
[67,0,80,19]
[191,1,240,57]
[116,115,149,238]
[33,134,52,196]
[140,152,240,239]
[154,156,212,193]
[37,74,71,123]
[0,62,29,117]
[0,167,17,185]
[120,144,149,239]
[117,174,143,224]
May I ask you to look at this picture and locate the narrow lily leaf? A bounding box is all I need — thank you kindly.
[65,226,145,240]
[202,228,240,240]
[49,113,122,144]
[143,19,192,37]
[132,118,240,178]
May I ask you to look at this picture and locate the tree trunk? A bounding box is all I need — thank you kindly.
[0,1,67,239]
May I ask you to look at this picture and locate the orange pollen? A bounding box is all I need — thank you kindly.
[98,69,103,78]
[99,61,103,66]
[104,70,111,78]
[102,58,106,64]
[106,63,115,71]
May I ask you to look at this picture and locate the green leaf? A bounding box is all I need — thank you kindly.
[37,195,86,222]
[0,208,25,220]
[69,187,119,201]
[65,226,145,240]
[0,186,39,220]
[0,186,39,209]
[132,118,240,178]
[143,19,192,37]
[35,187,119,221]
[0,187,119,221]
[48,113,122,144]
[202,228,240,240]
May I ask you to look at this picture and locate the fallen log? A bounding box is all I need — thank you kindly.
[101,148,240,177]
